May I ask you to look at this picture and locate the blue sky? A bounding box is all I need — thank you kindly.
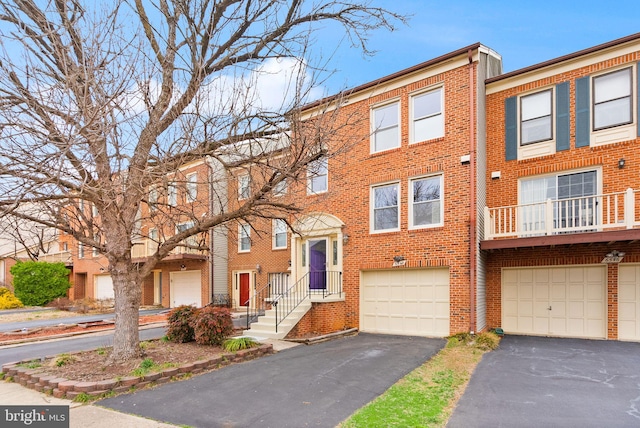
[315,0,640,95]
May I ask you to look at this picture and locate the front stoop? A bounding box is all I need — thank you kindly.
[243,299,312,340]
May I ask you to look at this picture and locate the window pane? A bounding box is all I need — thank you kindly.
[374,207,398,230]
[310,175,327,193]
[275,233,287,248]
[413,89,441,119]
[521,91,551,121]
[374,185,398,208]
[414,200,441,226]
[594,69,631,103]
[521,116,552,144]
[594,97,631,129]
[413,177,440,203]
[374,126,399,151]
[414,114,444,142]
[374,103,398,129]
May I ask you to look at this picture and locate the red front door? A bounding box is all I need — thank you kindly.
[239,273,250,306]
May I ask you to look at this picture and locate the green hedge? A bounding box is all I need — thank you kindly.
[10,261,71,306]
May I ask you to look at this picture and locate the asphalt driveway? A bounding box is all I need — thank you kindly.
[98,333,444,427]
[448,335,640,428]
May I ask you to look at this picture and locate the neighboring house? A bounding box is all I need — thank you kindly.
[231,44,503,339]
[483,33,640,341]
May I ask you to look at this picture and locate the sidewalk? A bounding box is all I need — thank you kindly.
[0,381,177,427]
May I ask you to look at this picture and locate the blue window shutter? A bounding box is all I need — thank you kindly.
[556,82,570,151]
[505,96,517,160]
[637,62,640,137]
[575,76,590,147]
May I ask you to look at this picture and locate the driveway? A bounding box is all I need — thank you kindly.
[98,333,444,428]
[448,335,640,428]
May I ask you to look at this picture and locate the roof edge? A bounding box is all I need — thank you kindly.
[486,32,640,84]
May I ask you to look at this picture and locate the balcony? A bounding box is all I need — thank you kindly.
[482,188,640,250]
[130,238,207,261]
[39,251,72,264]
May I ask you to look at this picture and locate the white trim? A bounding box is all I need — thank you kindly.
[238,174,250,200]
[238,223,251,253]
[408,174,444,230]
[272,219,288,250]
[186,172,198,203]
[370,99,401,154]
[409,85,445,144]
[370,181,400,233]
[517,86,557,160]
[307,157,328,195]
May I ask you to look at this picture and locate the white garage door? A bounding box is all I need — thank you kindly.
[170,270,202,308]
[502,266,605,339]
[95,275,115,300]
[619,264,640,341]
[361,268,450,337]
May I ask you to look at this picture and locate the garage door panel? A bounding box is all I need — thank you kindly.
[619,265,640,341]
[361,268,449,337]
[170,271,201,307]
[502,266,605,339]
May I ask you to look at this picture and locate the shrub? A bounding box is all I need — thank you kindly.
[166,305,198,343]
[46,297,72,311]
[192,306,234,346]
[11,261,71,306]
[0,287,24,309]
[223,337,258,352]
[475,331,500,350]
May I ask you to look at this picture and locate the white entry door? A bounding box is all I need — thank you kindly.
[502,266,605,339]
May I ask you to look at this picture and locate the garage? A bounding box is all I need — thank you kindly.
[170,270,202,307]
[95,274,115,300]
[502,266,606,339]
[360,268,450,337]
[618,264,640,341]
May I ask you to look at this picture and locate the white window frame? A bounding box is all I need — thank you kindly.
[78,242,84,259]
[517,87,556,160]
[186,172,198,203]
[590,65,636,147]
[149,186,158,211]
[410,87,444,143]
[520,89,553,145]
[238,223,251,253]
[273,179,287,197]
[371,100,400,153]
[272,219,288,250]
[167,182,177,207]
[307,157,328,195]
[238,175,250,200]
[371,182,400,233]
[409,174,444,229]
[92,234,99,257]
[91,203,98,218]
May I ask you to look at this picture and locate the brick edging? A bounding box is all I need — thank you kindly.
[1,343,273,400]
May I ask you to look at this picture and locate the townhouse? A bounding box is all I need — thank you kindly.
[483,33,640,341]
[232,44,503,339]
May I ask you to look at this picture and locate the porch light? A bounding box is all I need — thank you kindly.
[342,234,350,244]
[606,250,625,258]
[256,264,262,274]
[393,255,405,262]
[618,158,626,169]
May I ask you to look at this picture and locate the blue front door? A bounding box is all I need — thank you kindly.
[309,239,327,290]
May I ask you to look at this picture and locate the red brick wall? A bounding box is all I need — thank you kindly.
[286,301,347,338]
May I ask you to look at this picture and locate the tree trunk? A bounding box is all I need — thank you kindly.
[108,262,142,362]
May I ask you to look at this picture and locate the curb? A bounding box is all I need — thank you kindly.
[2,343,274,400]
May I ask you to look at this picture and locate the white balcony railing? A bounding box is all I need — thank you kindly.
[484,188,640,240]
[130,239,205,258]
[39,251,72,264]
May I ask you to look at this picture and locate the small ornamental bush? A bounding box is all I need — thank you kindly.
[475,331,500,350]
[10,261,71,306]
[192,306,234,346]
[223,337,259,352]
[0,287,23,309]
[166,305,198,343]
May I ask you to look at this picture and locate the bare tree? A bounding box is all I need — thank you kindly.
[0,0,403,361]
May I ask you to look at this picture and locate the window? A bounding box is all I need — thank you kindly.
[92,234,99,257]
[273,219,287,249]
[372,183,399,232]
[520,170,598,234]
[63,242,68,251]
[372,102,399,152]
[78,242,84,259]
[521,89,552,145]
[410,175,443,228]
[238,175,250,200]
[412,88,443,142]
[91,203,98,218]
[273,179,287,197]
[593,67,632,130]
[167,182,177,206]
[307,157,328,194]
[177,221,198,252]
[238,223,251,252]
[149,187,158,211]
[186,173,198,202]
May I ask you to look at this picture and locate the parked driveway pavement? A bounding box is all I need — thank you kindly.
[448,335,640,428]
[98,333,444,428]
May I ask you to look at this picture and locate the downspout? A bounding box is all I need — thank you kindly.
[468,49,477,334]
[206,156,215,305]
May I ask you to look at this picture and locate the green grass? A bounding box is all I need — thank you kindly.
[130,358,177,377]
[340,332,499,428]
[222,337,258,352]
[17,360,42,369]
